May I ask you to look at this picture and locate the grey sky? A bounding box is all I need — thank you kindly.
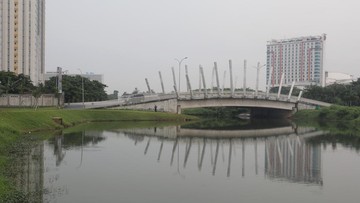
[46,0,360,94]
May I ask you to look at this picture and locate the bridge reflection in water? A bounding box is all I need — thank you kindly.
[118,125,325,186]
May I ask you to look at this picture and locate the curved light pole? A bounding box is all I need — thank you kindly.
[175,57,188,93]
[78,69,85,109]
[253,62,266,97]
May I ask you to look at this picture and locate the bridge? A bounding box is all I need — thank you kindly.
[65,60,331,116]
[109,91,330,117]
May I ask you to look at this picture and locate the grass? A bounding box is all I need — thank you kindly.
[293,105,360,136]
[293,105,360,122]
[0,108,197,201]
[0,108,196,133]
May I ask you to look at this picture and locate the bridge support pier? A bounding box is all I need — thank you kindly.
[177,105,182,114]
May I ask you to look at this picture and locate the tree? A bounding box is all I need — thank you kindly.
[0,71,34,94]
[270,86,301,96]
[302,80,360,106]
[45,75,108,103]
[32,84,44,110]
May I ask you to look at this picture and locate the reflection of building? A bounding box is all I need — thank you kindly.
[265,137,322,185]
[12,142,44,202]
[0,0,46,85]
[266,34,326,88]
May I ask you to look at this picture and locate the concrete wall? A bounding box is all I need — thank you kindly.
[0,94,64,107]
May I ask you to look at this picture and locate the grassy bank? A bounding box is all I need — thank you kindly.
[0,108,196,201]
[0,108,196,134]
[293,105,360,135]
[294,105,360,122]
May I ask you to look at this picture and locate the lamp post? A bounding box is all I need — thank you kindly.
[254,62,266,97]
[78,69,85,109]
[175,57,188,93]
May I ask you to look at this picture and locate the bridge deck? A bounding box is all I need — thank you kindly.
[65,91,331,110]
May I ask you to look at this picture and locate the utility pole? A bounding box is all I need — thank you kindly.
[243,60,247,96]
[78,69,85,109]
[175,57,188,93]
[229,60,234,97]
[254,62,266,97]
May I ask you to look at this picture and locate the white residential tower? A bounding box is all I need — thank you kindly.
[0,0,45,85]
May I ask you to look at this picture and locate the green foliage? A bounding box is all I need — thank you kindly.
[270,86,302,95]
[295,106,360,124]
[44,75,108,103]
[183,107,249,118]
[303,79,360,106]
[0,71,35,94]
[0,109,196,133]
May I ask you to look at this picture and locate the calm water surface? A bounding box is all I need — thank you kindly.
[20,120,360,203]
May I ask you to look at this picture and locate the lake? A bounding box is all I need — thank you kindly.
[12,119,360,203]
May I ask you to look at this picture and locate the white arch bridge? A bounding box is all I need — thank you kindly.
[110,91,330,117]
[66,60,331,116]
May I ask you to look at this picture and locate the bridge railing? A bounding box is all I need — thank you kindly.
[99,91,331,109]
[178,91,299,103]
[119,93,177,106]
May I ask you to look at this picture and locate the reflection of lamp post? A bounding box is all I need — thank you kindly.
[175,57,188,93]
[77,130,84,169]
[78,69,85,109]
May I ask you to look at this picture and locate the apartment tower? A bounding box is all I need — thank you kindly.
[266,34,326,88]
[0,0,45,85]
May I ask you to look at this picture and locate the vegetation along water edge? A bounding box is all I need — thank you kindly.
[0,108,197,201]
[293,105,360,135]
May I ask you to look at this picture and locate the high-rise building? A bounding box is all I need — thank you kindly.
[0,0,45,85]
[266,34,326,88]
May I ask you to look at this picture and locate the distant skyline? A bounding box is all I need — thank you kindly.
[46,0,360,94]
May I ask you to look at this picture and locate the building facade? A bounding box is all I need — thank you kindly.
[0,0,45,85]
[266,34,326,88]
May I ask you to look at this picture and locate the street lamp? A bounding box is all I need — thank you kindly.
[78,69,85,109]
[253,62,266,97]
[175,57,188,93]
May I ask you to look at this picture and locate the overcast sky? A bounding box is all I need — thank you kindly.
[45,0,360,94]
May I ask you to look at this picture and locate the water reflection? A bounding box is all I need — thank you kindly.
[265,136,322,185]
[43,130,107,202]
[9,120,360,203]
[8,141,44,202]
[117,124,326,186]
[48,131,107,166]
